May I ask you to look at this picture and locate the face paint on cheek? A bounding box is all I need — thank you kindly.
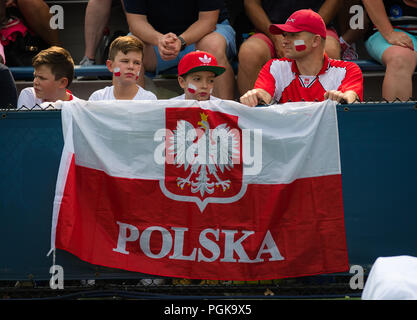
[114,67,121,77]
[294,39,306,52]
[187,83,197,94]
[136,71,140,80]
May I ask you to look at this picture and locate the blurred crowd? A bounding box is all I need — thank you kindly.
[0,0,416,108]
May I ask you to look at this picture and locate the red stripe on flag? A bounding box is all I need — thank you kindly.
[55,163,348,280]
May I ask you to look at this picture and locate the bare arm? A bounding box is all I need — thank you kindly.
[161,10,219,60]
[125,12,162,46]
[179,10,218,46]
[244,0,271,35]
[243,0,284,57]
[1,0,17,26]
[318,0,342,25]
[362,0,414,49]
[126,10,218,60]
[125,12,178,60]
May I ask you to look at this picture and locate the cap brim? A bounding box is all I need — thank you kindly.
[269,24,303,35]
[181,65,226,77]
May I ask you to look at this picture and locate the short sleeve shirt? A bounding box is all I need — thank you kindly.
[17,87,79,109]
[255,54,363,103]
[88,85,157,101]
[123,0,226,35]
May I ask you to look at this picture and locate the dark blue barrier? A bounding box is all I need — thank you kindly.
[1,102,417,281]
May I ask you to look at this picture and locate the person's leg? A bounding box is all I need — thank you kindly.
[83,0,113,62]
[366,30,417,101]
[16,0,60,46]
[138,43,158,88]
[196,21,237,100]
[336,0,369,60]
[236,35,272,96]
[196,31,235,100]
[337,0,369,44]
[325,28,341,59]
[382,46,417,101]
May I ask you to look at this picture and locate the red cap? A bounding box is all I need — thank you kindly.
[178,51,226,77]
[269,9,327,39]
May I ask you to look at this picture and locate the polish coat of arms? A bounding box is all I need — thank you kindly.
[160,108,246,212]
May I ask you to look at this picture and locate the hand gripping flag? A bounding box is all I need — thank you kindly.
[50,99,348,281]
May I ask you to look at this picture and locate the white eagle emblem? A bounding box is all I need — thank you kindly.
[168,112,240,197]
[198,54,212,64]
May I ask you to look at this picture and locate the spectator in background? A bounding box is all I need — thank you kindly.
[79,0,125,67]
[123,0,236,100]
[237,0,366,96]
[1,0,60,46]
[0,62,17,108]
[17,46,78,109]
[337,0,370,61]
[363,0,417,101]
[88,35,156,101]
[239,10,363,107]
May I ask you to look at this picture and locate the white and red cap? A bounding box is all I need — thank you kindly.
[178,51,226,77]
[269,9,327,39]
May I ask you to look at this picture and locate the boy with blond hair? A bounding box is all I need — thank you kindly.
[89,35,157,101]
[17,46,78,109]
[171,50,225,101]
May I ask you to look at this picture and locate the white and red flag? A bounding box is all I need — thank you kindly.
[50,99,348,281]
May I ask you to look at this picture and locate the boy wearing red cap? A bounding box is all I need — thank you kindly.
[171,51,226,101]
[240,9,363,107]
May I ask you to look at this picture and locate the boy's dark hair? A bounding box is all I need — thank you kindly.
[108,35,144,61]
[32,46,74,87]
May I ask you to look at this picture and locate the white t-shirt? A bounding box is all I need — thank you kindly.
[362,256,417,300]
[17,87,80,109]
[170,93,220,101]
[88,85,157,101]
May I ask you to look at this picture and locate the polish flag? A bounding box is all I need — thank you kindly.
[114,67,121,77]
[50,99,348,281]
[294,39,307,52]
[187,83,197,94]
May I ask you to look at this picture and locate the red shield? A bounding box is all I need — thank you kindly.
[161,107,244,211]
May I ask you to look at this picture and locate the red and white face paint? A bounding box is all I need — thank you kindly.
[294,39,306,52]
[136,71,140,80]
[187,83,197,94]
[114,67,121,77]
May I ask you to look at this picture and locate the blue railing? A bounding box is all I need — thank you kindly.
[9,59,390,81]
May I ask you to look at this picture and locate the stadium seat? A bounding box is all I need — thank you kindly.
[12,59,416,81]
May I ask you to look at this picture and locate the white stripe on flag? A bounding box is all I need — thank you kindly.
[58,99,340,185]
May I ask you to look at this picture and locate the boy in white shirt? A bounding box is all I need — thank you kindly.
[171,51,225,101]
[17,46,79,109]
[89,35,157,101]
